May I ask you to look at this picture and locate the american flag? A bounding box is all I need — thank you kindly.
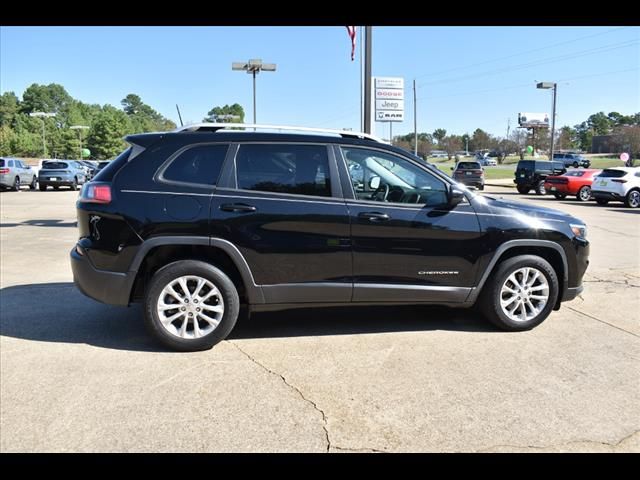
[346,26,356,61]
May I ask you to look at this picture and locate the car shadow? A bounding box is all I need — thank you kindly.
[0,283,497,352]
[0,219,77,228]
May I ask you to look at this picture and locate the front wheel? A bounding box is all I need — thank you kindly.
[478,255,559,331]
[535,180,546,195]
[144,260,240,352]
[30,176,37,190]
[573,161,579,168]
[577,185,591,202]
[39,184,47,191]
[516,186,530,194]
[12,176,20,191]
[625,189,640,208]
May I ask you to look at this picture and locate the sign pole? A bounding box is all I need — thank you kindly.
[364,26,372,134]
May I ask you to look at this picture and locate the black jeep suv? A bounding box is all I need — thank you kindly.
[514,160,567,195]
[71,125,589,351]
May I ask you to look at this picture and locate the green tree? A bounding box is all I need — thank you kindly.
[556,126,577,150]
[203,104,245,123]
[432,128,446,145]
[87,106,131,159]
[443,135,462,160]
[0,92,20,127]
[471,128,491,151]
[20,83,73,117]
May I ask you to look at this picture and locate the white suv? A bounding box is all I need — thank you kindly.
[592,167,640,208]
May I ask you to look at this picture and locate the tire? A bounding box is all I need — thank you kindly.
[576,185,591,202]
[144,260,240,352]
[596,198,608,205]
[478,255,559,331]
[624,189,640,208]
[572,161,579,168]
[30,176,37,190]
[39,184,47,191]
[70,177,78,191]
[478,184,484,191]
[535,180,546,195]
[553,193,566,199]
[53,186,59,190]
[12,176,20,191]
[516,186,530,194]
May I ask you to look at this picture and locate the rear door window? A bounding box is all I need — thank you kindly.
[160,144,228,186]
[235,144,332,197]
[598,169,627,178]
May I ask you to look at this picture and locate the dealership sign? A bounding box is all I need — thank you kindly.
[518,112,549,128]
[375,77,404,122]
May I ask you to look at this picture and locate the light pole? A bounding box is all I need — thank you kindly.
[70,125,89,160]
[29,112,56,157]
[537,82,557,161]
[465,136,469,156]
[232,59,276,124]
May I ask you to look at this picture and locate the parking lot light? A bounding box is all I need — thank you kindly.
[232,59,277,125]
[29,112,56,157]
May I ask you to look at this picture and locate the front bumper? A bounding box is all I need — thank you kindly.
[70,246,135,306]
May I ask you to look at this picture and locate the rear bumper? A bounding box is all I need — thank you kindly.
[544,183,572,194]
[592,190,624,201]
[70,246,135,306]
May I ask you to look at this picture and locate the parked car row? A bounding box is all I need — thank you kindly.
[513,159,640,208]
[1,158,111,192]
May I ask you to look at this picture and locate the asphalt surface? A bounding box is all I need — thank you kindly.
[1,186,638,452]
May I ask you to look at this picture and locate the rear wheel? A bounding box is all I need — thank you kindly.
[577,185,591,202]
[478,255,559,331]
[70,177,78,191]
[553,193,566,199]
[12,176,20,191]
[535,180,546,195]
[625,189,640,208]
[53,186,59,190]
[596,198,608,205]
[516,186,530,194]
[573,161,579,168]
[30,176,37,190]
[39,184,47,191]
[144,260,240,352]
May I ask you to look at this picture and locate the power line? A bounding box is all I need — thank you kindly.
[417,39,638,88]
[413,27,628,81]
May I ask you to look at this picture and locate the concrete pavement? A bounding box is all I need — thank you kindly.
[1,188,638,452]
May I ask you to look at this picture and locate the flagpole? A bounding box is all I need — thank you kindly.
[363,26,372,134]
[359,26,363,133]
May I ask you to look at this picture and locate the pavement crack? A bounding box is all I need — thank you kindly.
[332,446,387,453]
[475,429,640,452]
[566,306,640,338]
[590,224,639,238]
[583,277,640,288]
[228,340,331,452]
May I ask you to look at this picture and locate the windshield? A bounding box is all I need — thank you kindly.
[42,161,68,169]
[564,171,586,177]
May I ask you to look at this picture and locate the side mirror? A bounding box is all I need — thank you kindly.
[448,187,465,207]
[369,176,381,189]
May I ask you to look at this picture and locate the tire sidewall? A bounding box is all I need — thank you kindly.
[577,185,591,202]
[481,255,559,331]
[144,260,240,351]
[625,189,640,208]
[535,180,546,195]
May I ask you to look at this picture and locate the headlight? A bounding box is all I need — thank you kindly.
[570,223,587,239]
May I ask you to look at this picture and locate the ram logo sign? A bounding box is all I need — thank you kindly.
[375,77,404,123]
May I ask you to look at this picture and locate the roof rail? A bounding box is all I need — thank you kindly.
[174,123,388,144]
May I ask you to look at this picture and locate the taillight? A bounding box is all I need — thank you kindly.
[79,182,112,204]
[611,179,627,183]
[0,168,9,174]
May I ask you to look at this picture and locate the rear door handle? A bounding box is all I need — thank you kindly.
[220,203,257,213]
[358,212,390,222]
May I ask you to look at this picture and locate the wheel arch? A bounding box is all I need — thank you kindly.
[467,240,568,306]
[128,236,264,305]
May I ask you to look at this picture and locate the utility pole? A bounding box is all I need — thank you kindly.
[175,104,184,127]
[363,26,372,134]
[413,79,418,156]
[506,118,510,139]
[70,125,89,160]
[29,112,55,157]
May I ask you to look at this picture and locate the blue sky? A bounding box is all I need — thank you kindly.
[1,26,639,139]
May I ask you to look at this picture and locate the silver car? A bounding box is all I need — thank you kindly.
[0,157,38,190]
[38,160,87,191]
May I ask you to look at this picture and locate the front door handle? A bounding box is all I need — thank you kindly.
[358,211,390,222]
[220,203,257,213]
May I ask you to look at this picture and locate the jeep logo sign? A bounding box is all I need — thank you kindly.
[374,77,404,123]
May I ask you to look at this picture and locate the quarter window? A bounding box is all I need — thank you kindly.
[235,144,331,197]
[162,145,228,185]
[342,147,448,206]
